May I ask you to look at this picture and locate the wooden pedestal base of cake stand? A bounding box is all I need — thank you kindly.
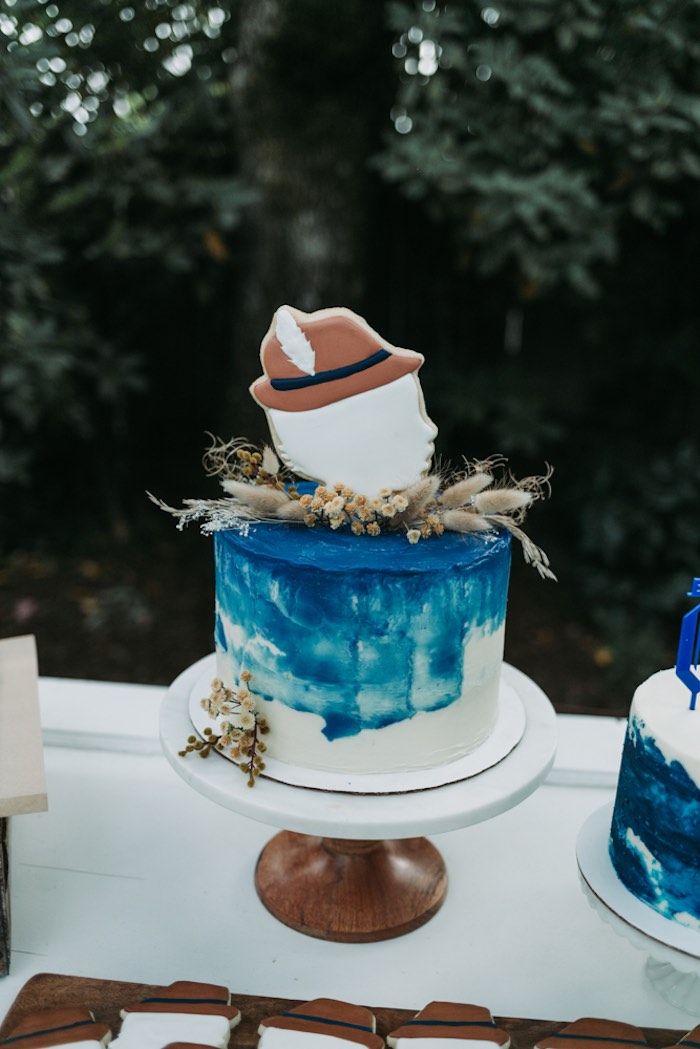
[255,832,447,942]
[160,656,557,943]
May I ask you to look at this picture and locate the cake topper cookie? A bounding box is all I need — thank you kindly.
[153,305,554,576]
[116,981,239,1048]
[388,1002,510,1047]
[0,1006,111,1047]
[535,1019,648,1049]
[251,306,438,497]
[258,998,384,1048]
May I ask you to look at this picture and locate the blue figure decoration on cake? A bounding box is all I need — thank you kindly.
[676,577,700,711]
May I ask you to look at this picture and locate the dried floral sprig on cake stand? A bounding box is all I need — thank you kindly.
[150,439,555,579]
[179,670,269,787]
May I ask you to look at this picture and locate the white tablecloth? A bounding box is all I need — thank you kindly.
[0,676,692,1029]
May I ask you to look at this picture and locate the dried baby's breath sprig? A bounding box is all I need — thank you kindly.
[179,671,268,786]
[202,434,287,488]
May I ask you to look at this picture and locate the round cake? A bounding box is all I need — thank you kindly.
[214,522,511,773]
[609,668,700,928]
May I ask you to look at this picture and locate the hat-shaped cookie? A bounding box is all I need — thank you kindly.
[116,982,239,1048]
[388,1002,509,1047]
[258,998,384,1048]
[0,1006,110,1048]
[535,1020,648,1049]
[659,1024,700,1049]
[251,306,437,496]
[251,306,423,413]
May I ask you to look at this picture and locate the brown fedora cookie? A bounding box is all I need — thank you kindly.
[251,306,424,414]
[250,306,437,497]
[535,1019,648,1049]
[116,981,239,1047]
[0,1006,110,1048]
[258,998,384,1048]
[388,1002,509,1046]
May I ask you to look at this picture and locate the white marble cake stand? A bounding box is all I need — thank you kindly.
[161,656,557,942]
[577,803,700,1016]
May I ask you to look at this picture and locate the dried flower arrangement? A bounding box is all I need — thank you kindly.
[150,437,555,580]
[179,670,269,787]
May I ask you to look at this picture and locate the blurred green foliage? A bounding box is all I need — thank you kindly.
[378,0,700,296]
[376,0,700,679]
[0,0,251,528]
[1,0,699,681]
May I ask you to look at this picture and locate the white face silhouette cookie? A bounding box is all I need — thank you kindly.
[250,306,437,498]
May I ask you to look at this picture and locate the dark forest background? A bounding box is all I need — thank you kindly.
[1,0,699,710]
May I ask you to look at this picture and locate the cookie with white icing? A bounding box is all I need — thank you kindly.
[387,1002,509,1047]
[535,1020,648,1049]
[251,305,437,498]
[0,1006,111,1048]
[114,982,239,1049]
[258,998,384,1048]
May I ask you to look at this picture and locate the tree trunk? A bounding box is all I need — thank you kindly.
[227,0,388,439]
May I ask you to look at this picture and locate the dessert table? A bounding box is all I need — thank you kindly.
[0,675,693,1030]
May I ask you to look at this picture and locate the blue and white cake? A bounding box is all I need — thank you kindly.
[609,669,700,928]
[215,523,511,773]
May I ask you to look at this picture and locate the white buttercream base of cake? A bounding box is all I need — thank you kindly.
[188,654,525,794]
[632,668,700,788]
[577,802,700,961]
[214,619,506,774]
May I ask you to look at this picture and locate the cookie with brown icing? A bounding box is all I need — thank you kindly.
[119,980,239,1023]
[114,982,239,1048]
[0,1006,110,1048]
[535,1019,648,1049]
[659,1025,700,1049]
[258,998,384,1048]
[388,1002,510,1046]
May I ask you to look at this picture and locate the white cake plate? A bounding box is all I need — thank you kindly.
[160,657,556,943]
[577,803,700,1015]
[161,655,556,838]
[187,653,526,794]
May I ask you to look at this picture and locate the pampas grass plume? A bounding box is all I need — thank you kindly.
[473,489,532,514]
[441,509,493,532]
[440,472,492,508]
[222,479,290,515]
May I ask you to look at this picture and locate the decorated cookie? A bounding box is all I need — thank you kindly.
[388,1003,510,1047]
[251,305,437,497]
[535,1020,648,1049]
[113,982,239,1049]
[659,1026,700,1049]
[258,998,384,1048]
[0,1006,110,1047]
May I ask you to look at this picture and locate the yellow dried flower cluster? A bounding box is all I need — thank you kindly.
[297,484,422,538]
[233,447,290,491]
[179,670,269,787]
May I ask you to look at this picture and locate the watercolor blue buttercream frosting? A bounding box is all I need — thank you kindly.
[214,523,511,773]
[609,670,700,928]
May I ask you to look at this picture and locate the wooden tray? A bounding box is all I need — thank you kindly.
[0,973,686,1047]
